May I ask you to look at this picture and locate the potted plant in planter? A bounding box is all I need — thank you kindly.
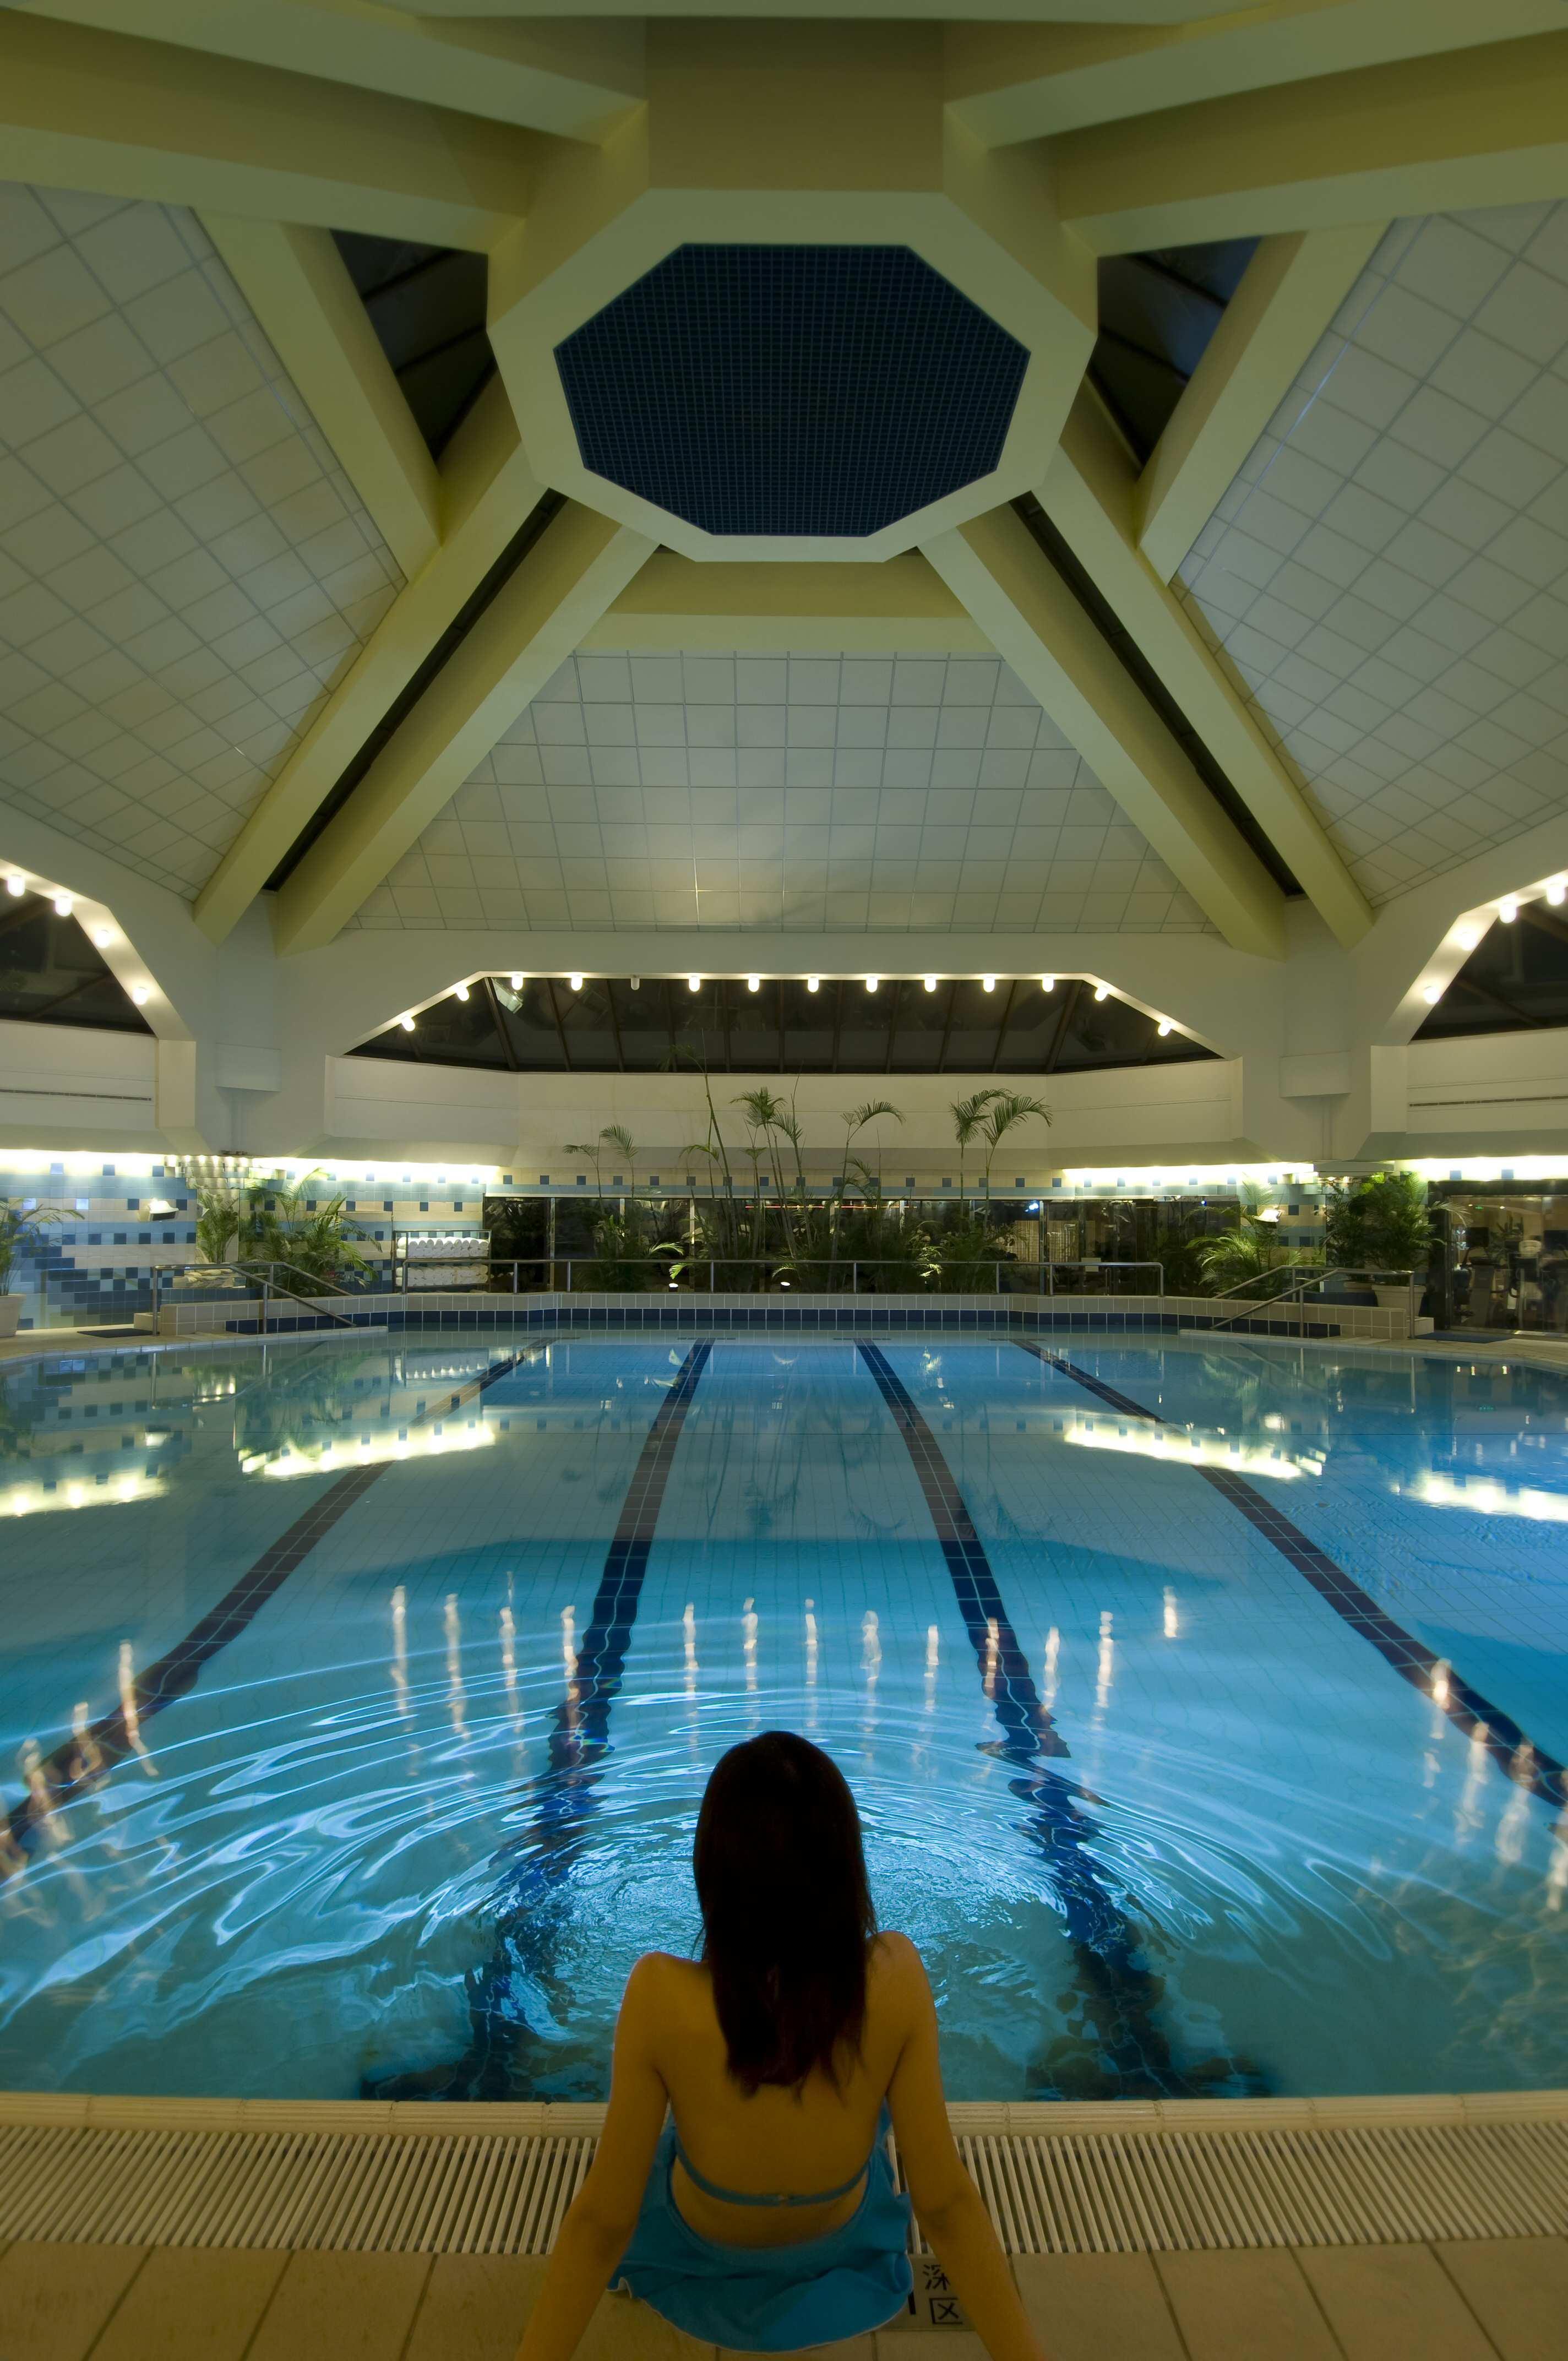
[1327,1172,1431,1310]
[0,1198,68,1338]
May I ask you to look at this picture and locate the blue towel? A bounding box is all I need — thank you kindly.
[614,2112,913,2351]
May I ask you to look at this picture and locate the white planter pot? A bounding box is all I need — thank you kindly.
[0,1294,21,1340]
[1373,1285,1411,1311]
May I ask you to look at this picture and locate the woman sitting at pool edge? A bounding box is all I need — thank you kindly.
[515,1730,1050,2361]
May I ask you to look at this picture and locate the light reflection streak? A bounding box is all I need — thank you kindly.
[3,1472,165,1519]
[1403,1472,1568,1523]
[117,1643,156,1774]
[1096,1611,1114,1713]
[924,1623,938,1715]
[561,1605,577,1678]
[743,1597,759,1696]
[500,1607,521,1731]
[1163,1588,1178,1640]
[241,1419,495,1480]
[1043,1626,1059,1710]
[683,1602,698,1699]
[983,1615,998,1699]
[389,1587,411,1720]
[1061,1414,1319,1481]
[444,1595,468,1743]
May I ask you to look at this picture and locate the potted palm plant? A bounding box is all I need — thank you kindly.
[0,1198,68,1337]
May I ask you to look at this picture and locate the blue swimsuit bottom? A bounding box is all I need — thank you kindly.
[614,2107,913,2352]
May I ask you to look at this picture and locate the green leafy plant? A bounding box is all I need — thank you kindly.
[0,1198,67,1295]
[1325,1171,1433,1275]
[242,1170,373,1287]
[977,1090,1051,1200]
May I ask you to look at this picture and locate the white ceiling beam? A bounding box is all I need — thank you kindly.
[193,384,541,945]
[273,503,656,953]
[398,2,1262,22]
[8,2,644,143]
[1043,390,1373,950]
[1054,26,1568,252]
[1136,224,1386,586]
[944,2,1566,148]
[202,216,440,584]
[0,10,534,249]
[923,504,1287,960]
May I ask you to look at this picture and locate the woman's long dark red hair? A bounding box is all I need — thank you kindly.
[694,1731,875,2093]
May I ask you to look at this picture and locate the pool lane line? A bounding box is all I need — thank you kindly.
[3,1344,534,1866]
[854,1340,1259,2102]
[371,1340,714,2102]
[1013,1340,1567,1815]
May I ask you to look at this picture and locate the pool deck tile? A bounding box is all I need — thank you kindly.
[1012,2253,1187,2360]
[1431,2237,1568,2361]
[1294,2244,1499,2361]
[242,2249,433,2361]
[87,2247,288,2360]
[1153,2249,1343,2360]
[404,2255,547,2360]
[0,2240,147,2361]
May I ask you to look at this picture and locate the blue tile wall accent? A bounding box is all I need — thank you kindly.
[556,244,1028,537]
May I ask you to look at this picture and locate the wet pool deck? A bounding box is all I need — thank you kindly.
[1,2092,1565,2361]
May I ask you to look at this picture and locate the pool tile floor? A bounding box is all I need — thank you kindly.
[2,2238,1564,2360]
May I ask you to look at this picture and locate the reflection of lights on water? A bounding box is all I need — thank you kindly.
[389,1586,410,1720]
[500,1605,521,1729]
[804,1598,817,1687]
[1402,1472,1568,1523]
[70,1699,102,1782]
[1432,1660,1452,1707]
[1043,1626,1059,1709]
[1549,1809,1567,1913]
[744,1596,759,1694]
[561,1605,577,1678]
[118,1641,156,1772]
[241,1419,495,1479]
[444,1594,467,1741]
[4,1472,166,1518]
[1061,1415,1319,1481]
[924,1624,938,1715]
[1096,1611,1114,1712]
[1495,1780,1530,1868]
[1163,1587,1179,1640]
[684,1602,698,1696]
[983,1615,998,1698]
[862,1609,881,1686]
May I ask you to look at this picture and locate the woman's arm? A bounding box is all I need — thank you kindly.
[514,1955,670,2361]
[884,1937,1052,2361]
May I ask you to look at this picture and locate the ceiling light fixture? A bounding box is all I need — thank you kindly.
[569,972,584,991]
[982,975,995,992]
[454,982,470,1001]
[1499,897,1518,922]
[923,975,937,993]
[130,984,150,1005]
[1422,983,1443,1004]
[1548,880,1566,907]
[1157,1019,1172,1036]
[865,975,879,993]
[509,971,524,988]
[806,976,819,993]
[92,928,113,948]
[399,1014,415,1032]
[1453,926,1481,950]
[747,975,760,992]
[5,873,23,897]
[53,891,72,917]
[688,974,701,992]
[1093,983,1109,1002]
[1040,975,1055,992]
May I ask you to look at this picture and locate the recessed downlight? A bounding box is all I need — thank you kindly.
[130,984,150,1006]
[1040,975,1055,992]
[747,975,760,992]
[688,974,701,992]
[4,873,23,897]
[806,976,819,993]
[399,1013,415,1032]
[53,891,72,917]
[569,972,584,991]
[865,975,879,992]
[982,975,995,992]
[1093,983,1109,1002]
[923,975,937,993]
[1422,983,1442,1004]
[1157,1019,1172,1036]
[454,982,470,1001]
[1499,897,1518,923]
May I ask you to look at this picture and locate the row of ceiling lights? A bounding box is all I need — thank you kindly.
[1419,879,1565,1004]
[6,869,154,1004]
[398,972,1174,1036]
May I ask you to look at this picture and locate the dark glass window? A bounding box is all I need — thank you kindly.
[0,891,154,1033]
[350,975,1216,1076]
[1415,906,1568,1040]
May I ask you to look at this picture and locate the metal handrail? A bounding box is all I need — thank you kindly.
[1206,1260,1331,1303]
[1202,1265,1386,1334]
[235,1259,356,1329]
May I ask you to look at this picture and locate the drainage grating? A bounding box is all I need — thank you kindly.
[2,2113,1564,2256]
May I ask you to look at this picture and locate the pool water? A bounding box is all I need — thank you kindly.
[1,1329,1564,2104]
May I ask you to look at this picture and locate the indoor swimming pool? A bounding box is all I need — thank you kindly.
[1,1328,1564,2107]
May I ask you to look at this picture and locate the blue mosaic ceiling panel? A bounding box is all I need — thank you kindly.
[556,244,1029,537]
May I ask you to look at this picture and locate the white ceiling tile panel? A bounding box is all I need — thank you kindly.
[1178,199,1568,905]
[0,182,403,895]
[355,650,1211,934]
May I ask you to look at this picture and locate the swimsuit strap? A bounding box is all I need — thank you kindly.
[672,2127,878,2210]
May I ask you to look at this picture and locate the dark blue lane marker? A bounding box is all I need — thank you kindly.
[372,1340,714,2101]
[3,1346,531,1868]
[1014,1339,1566,1815]
[856,1340,1259,2102]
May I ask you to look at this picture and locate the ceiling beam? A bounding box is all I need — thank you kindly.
[0,10,534,249]
[9,2,644,143]
[193,382,542,945]
[273,503,656,953]
[1054,26,1568,253]
[944,2,1566,147]
[1136,224,1386,586]
[202,216,440,583]
[922,503,1287,960]
[1042,389,1373,950]
[582,551,991,654]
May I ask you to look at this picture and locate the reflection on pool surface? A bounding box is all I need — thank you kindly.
[1,1329,1564,2104]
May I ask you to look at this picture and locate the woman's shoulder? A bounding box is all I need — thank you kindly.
[624,1951,707,2009]
[867,1929,927,2003]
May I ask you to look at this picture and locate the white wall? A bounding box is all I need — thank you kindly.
[0,1019,157,1146]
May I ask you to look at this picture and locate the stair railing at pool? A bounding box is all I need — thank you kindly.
[1202,1265,1399,1335]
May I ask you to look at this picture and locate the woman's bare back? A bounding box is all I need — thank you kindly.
[643,1932,919,2248]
